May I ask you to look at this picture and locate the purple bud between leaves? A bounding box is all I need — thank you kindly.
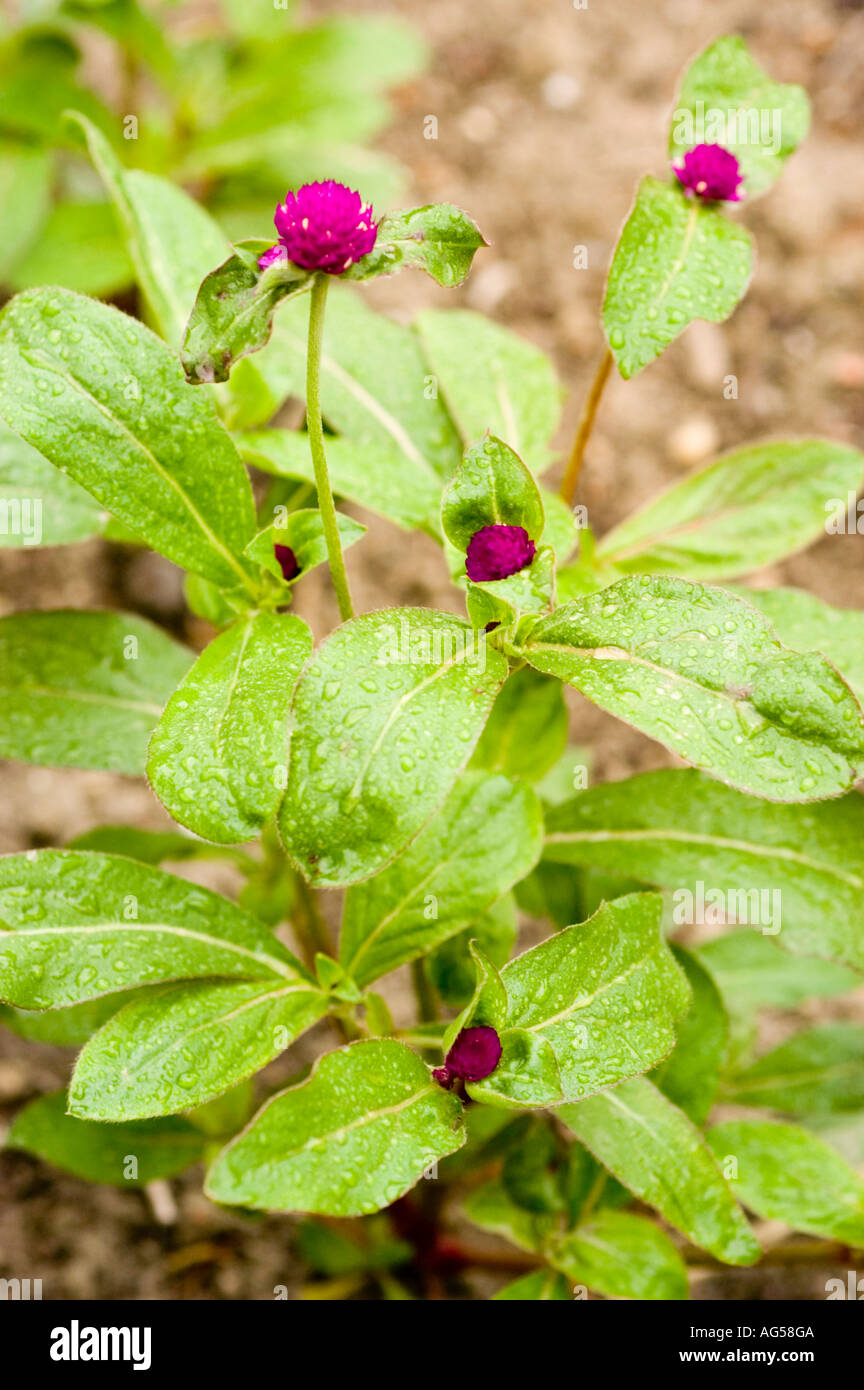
[465,524,536,582]
[672,143,743,202]
[258,180,378,275]
[433,1025,503,1091]
[274,543,300,582]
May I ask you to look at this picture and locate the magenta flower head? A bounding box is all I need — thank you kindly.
[673,144,743,202]
[465,524,536,582]
[433,1026,502,1090]
[258,180,377,275]
[274,543,300,582]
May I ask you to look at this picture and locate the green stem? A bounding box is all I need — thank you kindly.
[411,959,437,1024]
[306,274,354,622]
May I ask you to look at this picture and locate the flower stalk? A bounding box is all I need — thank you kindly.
[306,274,354,622]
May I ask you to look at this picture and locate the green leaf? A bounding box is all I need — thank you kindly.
[723,1025,864,1118]
[182,241,311,384]
[279,609,507,886]
[471,669,567,783]
[147,612,313,843]
[0,141,52,281]
[522,576,864,801]
[467,893,690,1109]
[548,1211,688,1300]
[493,1270,570,1301]
[652,946,728,1125]
[427,894,517,1008]
[696,930,860,1012]
[463,1176,558,1253]
[0,610,192,774]
[238,429,441,532]
[736,587,864,706]
[707,1119,864,1244]
[245,507,366,585]
[594,441,864,582]
[7,200,133,298]
[246,289,462,480]
[0,991,150,1047]
[415,309,562,474]
[7,1091,206,1186]
[0,288,258,588]
[206,1039,465,1215]
[466,547,556,628]
[603,176,753,379]
[0,418,110,547]
[69,111,232,347]
[67,825,251,868]
[559,1077,759,1265]
[349,204,486,286]
[441,434,545,551]
[70,977,328,1120]
[0,850,303,1009]
[544,767,864,973]
[442,941,509,1054]
[339,771,541,985]
[670,36,810,197]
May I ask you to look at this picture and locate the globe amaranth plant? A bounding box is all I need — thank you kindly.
[3,35,864,1302]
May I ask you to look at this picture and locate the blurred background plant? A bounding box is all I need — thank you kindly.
[0,0,425,297]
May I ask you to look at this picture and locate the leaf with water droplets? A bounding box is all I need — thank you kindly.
[0,418,111,547]
[415,309,562,474]
[441,434,545,552]
[347,203,486,286]
[707,1118,864,1244]
[245,507,365,587]
[0,287,258,587]
[7,1090,207,1186]
[652,946,728,1126]
[733,586,864,706]
[595,440,864,582]
[206,1039,465,1215]
[547,1210,688,1300]
[603,176,753,379]
[467,893,690,1109]
[0,850,304,1010]
[558,1077,759,1265]
[544,767,864,973]
[522,575,864,801]
[670,36,810,198]
[147,611,313,844]
[339,771,542,986]
[70,977,328,1120]
[0,610,192,775]
[279,609,507,886]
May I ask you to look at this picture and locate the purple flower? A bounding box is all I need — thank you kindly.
[673,144,743,202]
[274,543,300,582]
[258,244,287,271]
[465,524,536,582]
[433,1025,502,1090]
[258,180,378,275]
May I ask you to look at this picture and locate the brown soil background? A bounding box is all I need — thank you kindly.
[1,0,863,1300]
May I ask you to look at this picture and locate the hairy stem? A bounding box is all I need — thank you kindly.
[559,346,614,507]
[411,959,438,1025]
[306,274,354,622]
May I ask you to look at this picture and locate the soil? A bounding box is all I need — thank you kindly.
[1,0,863,1300]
